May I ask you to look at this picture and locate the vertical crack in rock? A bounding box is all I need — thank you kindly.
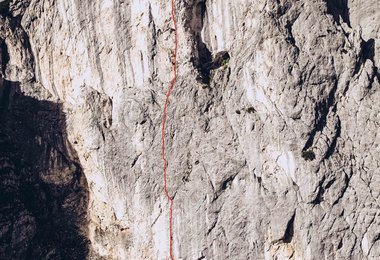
[185,0,212,84]
[303,78,338,153]
[283,212,295,243]
[0,40,9,75]
[324,116,341,159]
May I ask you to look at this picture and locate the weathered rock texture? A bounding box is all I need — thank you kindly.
[1,0,380,259]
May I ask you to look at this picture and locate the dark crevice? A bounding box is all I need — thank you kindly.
[367,234,380,256]
[311,176,336,205]
[311,176,326,205]
[285,21,296,46]
[369,67,380,90]
[201,99,214,114]
[199,52,211,74]
[362,38,380,88]
[271,1,292,17]
[212,173,238,202]
[332,173,350,206]
[311,186,323,205]
[206,217,218,235]
[0,1,32,27]
[324,117,341,159]
[220,173,237,191]
[198,48,231,84]
[209,51,230,70]
[257,176,262,185]
[353,38,380,88]
[182,171,190,183]
[131,154,141,168]
[283,212,296,243]
[326,0,350,26]
[352,58,362,76]
[193,1,212,84]
[324,177,336,190]
[0,40,10,75]
[337,239,343,249]
[303,78,338,152]
[373,233,380,243]
[186,1,231,85]
[375,67,380,84]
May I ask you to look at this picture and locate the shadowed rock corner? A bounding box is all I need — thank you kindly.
[0,79,90,259]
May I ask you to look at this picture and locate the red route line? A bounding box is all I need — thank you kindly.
[161,0,177,260]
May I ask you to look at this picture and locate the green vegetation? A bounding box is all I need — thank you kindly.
[221,58,230,67]
[302,150,316,161]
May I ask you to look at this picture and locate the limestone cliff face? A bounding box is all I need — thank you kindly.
[1,0,380,259]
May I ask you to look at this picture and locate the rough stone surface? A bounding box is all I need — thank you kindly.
[0,0,380,259]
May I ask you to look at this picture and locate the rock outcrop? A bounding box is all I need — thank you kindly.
[0,0,380,259]
[0,80,89,259]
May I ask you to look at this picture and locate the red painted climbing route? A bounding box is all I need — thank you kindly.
[161,0,177,259]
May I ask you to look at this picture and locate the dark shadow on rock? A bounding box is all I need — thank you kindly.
[185,1,231,85]
[185,1,213,84]
[326,0,351,26]
[0,79,89,259]
[362,38,375,62]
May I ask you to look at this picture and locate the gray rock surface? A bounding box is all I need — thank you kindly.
[0,0,380,259]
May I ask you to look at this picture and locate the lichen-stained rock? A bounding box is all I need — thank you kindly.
[1,0,380,259]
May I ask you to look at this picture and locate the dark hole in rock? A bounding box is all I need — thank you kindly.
[0,40,10,75]
[257,176,262,184]
[182,172,190,183]
[337,239,343,249]
[246,107,256,113]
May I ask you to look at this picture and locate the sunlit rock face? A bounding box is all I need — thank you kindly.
[1,0,380,259]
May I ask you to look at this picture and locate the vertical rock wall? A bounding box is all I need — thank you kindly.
[0,0,379,259]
